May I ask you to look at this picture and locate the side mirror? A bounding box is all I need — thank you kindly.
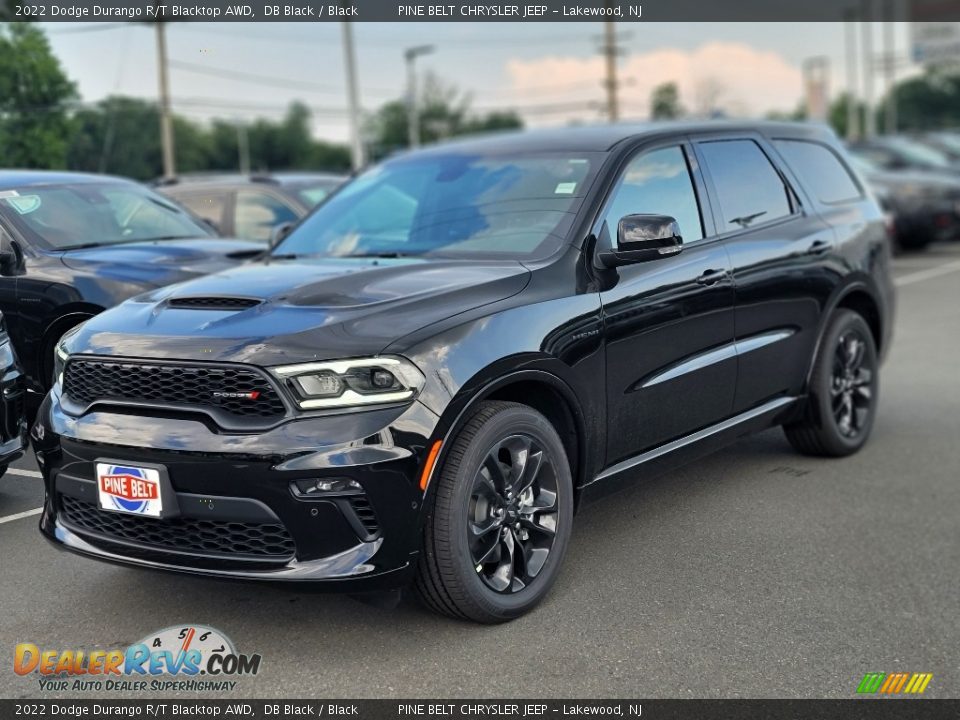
[597,214,683,269]
[0,237,21,276]
[269,221,295,249]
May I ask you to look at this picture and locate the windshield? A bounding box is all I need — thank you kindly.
[293,181,343,207]
[0,181,215,250]
[883,137,952,168]
[273,152,603,261]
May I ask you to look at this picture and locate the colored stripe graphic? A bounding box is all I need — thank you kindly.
[858,672,932,694]
[857,673,886,693]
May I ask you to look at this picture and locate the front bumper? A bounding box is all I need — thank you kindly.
[33,389,440,590]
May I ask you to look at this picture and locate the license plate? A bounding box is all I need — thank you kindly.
[96,463,164,517]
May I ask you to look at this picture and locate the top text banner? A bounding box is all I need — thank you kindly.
[4,0,960,22]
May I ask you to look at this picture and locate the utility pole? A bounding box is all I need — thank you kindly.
[602,18,619,122]
[341,21,365,171]
[860,0,876,139]
[844,8,861,140]
[155,21,176,179]
[404,45,435,149]
[237,122,250,175]
[882,0,897,134]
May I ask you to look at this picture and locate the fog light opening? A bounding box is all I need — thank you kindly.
[291,477,362,497]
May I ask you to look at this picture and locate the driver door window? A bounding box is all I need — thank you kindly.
[605,145,704,244]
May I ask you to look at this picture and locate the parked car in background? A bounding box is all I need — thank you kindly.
[0,171,264,406]
[0,312,26,480]
[848,135,960,176]
[849,154,960,251]
[38,122,894,622]
[913,131,960,164]
[156,173,346,243]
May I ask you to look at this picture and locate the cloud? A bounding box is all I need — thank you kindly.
[504,42,803,124]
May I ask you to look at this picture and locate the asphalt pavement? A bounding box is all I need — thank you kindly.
[2,243,959,699]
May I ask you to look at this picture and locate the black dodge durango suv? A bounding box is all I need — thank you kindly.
[35,122,894,622]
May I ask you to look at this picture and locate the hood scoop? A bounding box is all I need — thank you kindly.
[167,296,262,311]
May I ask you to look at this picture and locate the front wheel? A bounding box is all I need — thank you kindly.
[414,401,574,623]
[784,309,879,457]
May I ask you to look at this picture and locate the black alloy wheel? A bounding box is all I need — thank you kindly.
[785,309,879,457]
[830,329,874,439]
[415,400,573,623]
[468,434,559,594]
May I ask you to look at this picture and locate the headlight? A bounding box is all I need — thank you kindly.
[271,356,425,410]
[54,327,82,386]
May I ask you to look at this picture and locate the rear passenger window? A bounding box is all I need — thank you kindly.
[775,140,862,204]
[698,140,793,233]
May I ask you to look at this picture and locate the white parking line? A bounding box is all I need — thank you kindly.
[6,468,42,479]
[0,507,42,525]
[895,259,960,287]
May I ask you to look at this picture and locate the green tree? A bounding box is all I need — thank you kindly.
[649,82,684,120]
[366,74,522,159]
[880,69,960,131]
[828,92,867,139]
[0,23,77,168]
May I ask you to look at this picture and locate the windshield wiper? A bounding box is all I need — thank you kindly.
[342,251,411,259]
[60,236,193,251]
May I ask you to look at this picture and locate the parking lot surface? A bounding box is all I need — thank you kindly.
[2,244,959,699]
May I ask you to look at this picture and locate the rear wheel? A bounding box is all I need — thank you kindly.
[784,309,879,457]
[414,401,573,623]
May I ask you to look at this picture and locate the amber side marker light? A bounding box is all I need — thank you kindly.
[419,440,443,491]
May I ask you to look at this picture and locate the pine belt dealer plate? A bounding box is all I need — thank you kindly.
[96,462,165,517]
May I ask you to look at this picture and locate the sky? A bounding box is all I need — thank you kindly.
[41,22,919,143]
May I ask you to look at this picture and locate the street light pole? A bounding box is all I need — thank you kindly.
[341,21,365,171]
[155,21,176,179]
[404,45,435,149]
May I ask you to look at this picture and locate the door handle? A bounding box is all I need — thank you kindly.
[806,239,831,255]
[696,268,727,286]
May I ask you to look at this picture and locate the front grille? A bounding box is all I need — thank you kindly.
[63,359,286,422]
[59,495,296,559]
[168,297,261,311]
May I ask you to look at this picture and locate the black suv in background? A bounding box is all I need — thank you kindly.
[36,123,894,622]
[0,171,263,401]
[156,173,346,243]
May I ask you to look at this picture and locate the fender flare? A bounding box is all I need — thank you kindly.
[802,277,884,391]
[420,363,591,506]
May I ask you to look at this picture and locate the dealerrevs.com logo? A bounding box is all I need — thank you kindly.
[14,625,262,693]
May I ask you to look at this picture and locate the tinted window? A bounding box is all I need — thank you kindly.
[177,192,227,228]
[605,146,703,242]
[0,183,214,250]
[775,140,862,204]
[274,153,603,260]
[234,191,299,243]
[699,140,792,233]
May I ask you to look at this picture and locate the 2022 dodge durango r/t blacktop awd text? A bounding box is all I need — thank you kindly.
[35,122,894,622]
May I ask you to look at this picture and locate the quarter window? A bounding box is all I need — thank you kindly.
[775,140,862,204]
[234,191,299,243]
[698,140,793,233]
[605,146,704,243]
[177,192,227,228]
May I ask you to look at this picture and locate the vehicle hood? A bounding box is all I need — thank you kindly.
[68,257,531,365]
[60,238,265,286]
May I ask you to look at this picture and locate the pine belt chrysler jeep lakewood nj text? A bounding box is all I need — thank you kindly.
[34,122,895,623]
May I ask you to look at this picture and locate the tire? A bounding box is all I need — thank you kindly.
[414,400,574,623]
[784,309,879,457]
